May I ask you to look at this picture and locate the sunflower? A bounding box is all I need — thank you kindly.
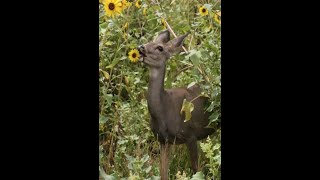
[135,0,142,8]
[123,33,128,39]
[214,10,221,25]
[103,0,123,18]
[120,0,130,9]
[143,7,147,16]
[199,6,208,16]
[123,22,128,30]
[128,49,140,63]
[161,18,167,29]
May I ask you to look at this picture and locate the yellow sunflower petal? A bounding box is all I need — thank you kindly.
[214,11,221,25]
[143,8,147,16]
[161,18,167,28]
[128,49,140,63]
[135,0,142,8]
[103,0,123,18]
[199,6,208,16]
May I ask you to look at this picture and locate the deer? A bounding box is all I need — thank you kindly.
[137,30,215,180]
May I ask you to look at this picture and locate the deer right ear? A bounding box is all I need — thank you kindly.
[166,33,189,55]
[154,30,170,44]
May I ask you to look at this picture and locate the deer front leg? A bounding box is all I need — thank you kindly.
[160,143,170,180]
[186,138,199,174]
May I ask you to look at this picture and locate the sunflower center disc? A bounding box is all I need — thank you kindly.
[109,3,115,10]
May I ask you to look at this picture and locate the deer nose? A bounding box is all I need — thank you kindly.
[137,45,146,56]
[138,45,144,51]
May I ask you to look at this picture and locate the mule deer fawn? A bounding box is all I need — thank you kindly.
[137,30,215,179]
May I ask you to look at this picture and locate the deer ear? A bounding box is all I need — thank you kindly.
[154,30,170,43]
[167,33,189,54]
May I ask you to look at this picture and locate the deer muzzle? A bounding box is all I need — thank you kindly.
[137,45,147,62]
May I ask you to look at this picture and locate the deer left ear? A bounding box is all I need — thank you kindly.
[167,33,189,54]
[154,30,170,44]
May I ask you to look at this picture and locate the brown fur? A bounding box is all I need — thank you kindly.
[138,30,215,179]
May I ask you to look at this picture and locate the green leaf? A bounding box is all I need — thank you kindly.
[99,115,107,124]
[99,146,103,161]
[125,154,134,162]
[204,26,211,33]
[117,139,128,145]
[213,143,221,150]
[99,69,110,80]
[125,154,135,170]
[120,56,127,60]
[141,154,149,163]
[104,41,113,46]
[99,166,116,180]
[209,112,220,124]
[185,50,201,66]
[99,22,107,29]
[106,58,120,69]
[108,22,114,29]
[180,99,194,122]
[105,94,113,107]
[145,166,152,173]
[150,176,161,180]
[187,82,196,88]
[191,171,205,180]
[204,4,213,11]
[206,101,215,112]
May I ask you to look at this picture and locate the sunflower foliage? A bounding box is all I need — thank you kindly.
[99,0,221,179]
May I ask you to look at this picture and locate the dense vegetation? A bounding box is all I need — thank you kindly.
[99,0,221,179]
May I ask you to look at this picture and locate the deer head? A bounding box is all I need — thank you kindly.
[137,30,188,68]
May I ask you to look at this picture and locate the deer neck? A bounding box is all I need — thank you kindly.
[147,66,166,117]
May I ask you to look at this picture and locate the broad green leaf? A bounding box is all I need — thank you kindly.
[187,82,196,88]
[185,50,201,66]
[104,41,113,46]
[150,176,161,180]
[141,154,149,163]
[204,4,213,11]
[105,94,113,107]
[100,69,110,80]
[99,146,103,161]
[145,166,152,173]
[99,115,107,124]
[204,26,211,33]
[213,143,221,150]
[99,22,107,29]
[120,56,127,60]
[117,139,128,145]
[180,99,194,122]
[191,171,205,180]
[106,58,120,69]
[125,154,134,162]
[99,166,116,180]
[101,28,106,34]
[209,112,220,124]
[206,101,215,112]
[108,22,114,29]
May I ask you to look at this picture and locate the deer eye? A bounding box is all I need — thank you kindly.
[156,46,163,52]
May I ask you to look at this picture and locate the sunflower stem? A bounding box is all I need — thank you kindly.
[156,0,188,54]
[163,19,188,54]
